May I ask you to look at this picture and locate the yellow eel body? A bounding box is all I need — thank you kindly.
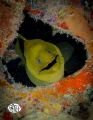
[15,34,64,85]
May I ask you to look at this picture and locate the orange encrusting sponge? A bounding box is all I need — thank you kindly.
[65,7,93,40]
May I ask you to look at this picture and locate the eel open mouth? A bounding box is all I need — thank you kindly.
[40,55,58,72]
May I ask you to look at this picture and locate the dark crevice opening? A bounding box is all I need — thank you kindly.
[3,10,87,87]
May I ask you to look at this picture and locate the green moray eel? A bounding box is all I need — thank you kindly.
[15,34,64,86]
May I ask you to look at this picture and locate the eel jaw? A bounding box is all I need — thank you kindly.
[40,55,58,72]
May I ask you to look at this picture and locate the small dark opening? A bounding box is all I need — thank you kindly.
[3,10,87,87]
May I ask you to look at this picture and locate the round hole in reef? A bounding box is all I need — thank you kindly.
[3,10,87,87]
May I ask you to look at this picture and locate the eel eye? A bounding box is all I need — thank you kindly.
[47,50,51,53]
[37,58,42,63]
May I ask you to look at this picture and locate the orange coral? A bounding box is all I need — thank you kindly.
[57,22,69,30]
[87,40,93,54]
[65,7,93,40]
[0,0,25,57]
[25,5,40,15]
[0,3,13,41]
